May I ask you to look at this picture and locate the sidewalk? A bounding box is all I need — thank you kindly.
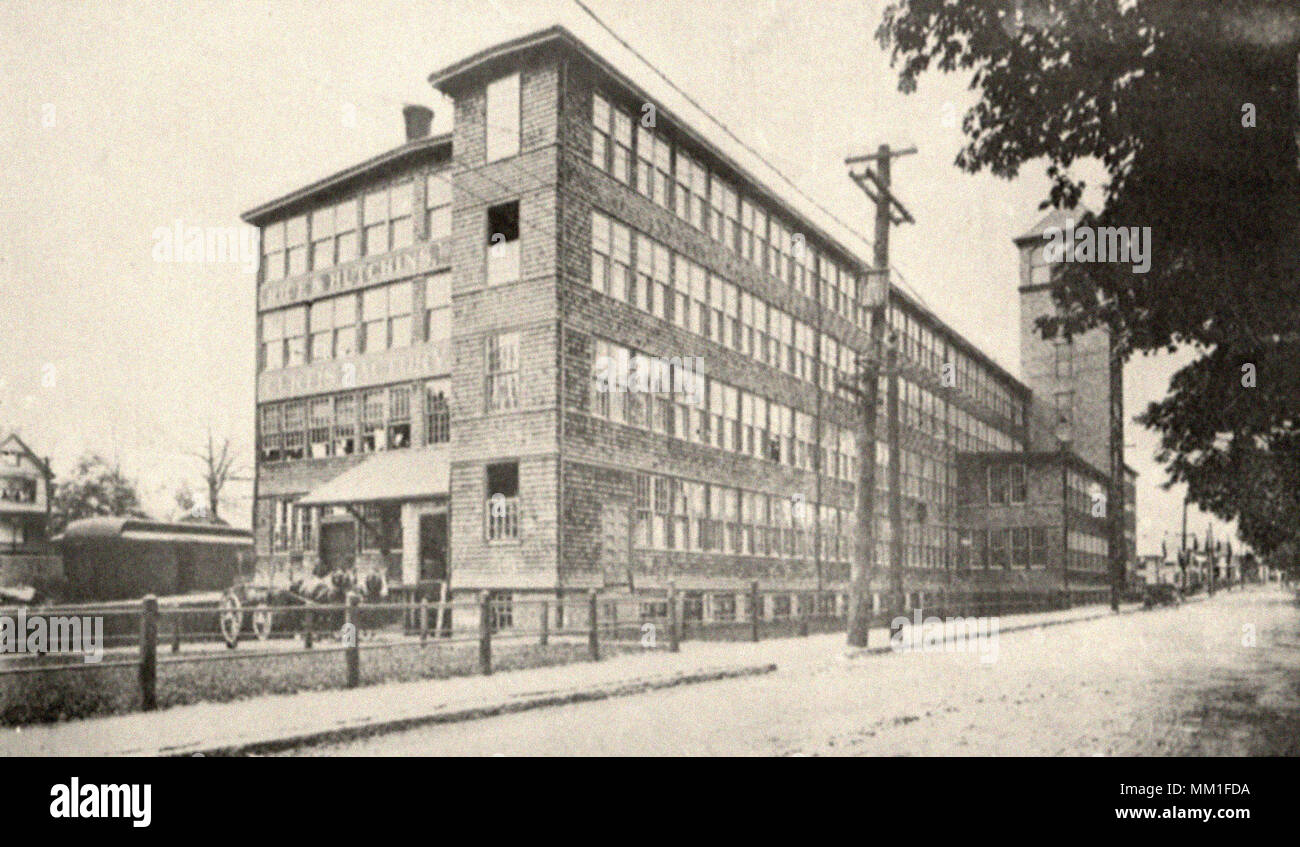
[0,599,1145,756]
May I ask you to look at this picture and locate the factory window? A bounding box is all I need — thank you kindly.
[485,72,521,163]
[285,215,308,277]
[1031,527,1048,567]
[362,281,413,352]
[425,174,452,239]
[425,379,451,444]
[309,294,357,362]
[988,465,1007,505]
[390,182,414,250]
[636,124,671,208]
[592,93,611,171]
[363,189,388,256]
[361,389,387,453]
[335,199,359,264]
[262,221,286,282]
[485,331,520,411]
[310,207,335,270]
[424,273,451,343]
[308,398,332,458]
[1009,463,1027,504]
[387,385,411,449]
[259,406,282,462]
[485,462,519,541]
[1054,340,1072,379]
[281,402,305,460]
[989,527,1008,568]
[486,201,520,285]
[333,394,356,456]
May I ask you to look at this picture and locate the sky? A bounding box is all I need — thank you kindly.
[0,0,1227,553]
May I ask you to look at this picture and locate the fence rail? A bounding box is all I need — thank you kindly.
[0,582,1132,715]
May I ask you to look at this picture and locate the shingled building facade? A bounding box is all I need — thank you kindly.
[243,25,1129,624]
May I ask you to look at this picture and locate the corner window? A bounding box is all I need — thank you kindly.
[485,462,520,540]
[485,72,521,163]
[486,202,520,285]
[485,331,520,411]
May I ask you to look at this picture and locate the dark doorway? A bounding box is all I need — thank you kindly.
[320,521,356,574]
[419,513,448,582]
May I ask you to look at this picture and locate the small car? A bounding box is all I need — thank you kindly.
[1142,583,1181,609]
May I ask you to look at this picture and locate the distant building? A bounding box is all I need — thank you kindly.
[0,431,60,592]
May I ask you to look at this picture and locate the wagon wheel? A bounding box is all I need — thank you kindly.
[251,604,273,641]
[219,592,243,648]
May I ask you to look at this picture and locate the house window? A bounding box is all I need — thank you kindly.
[486,201,521,285]
[387,385,411,449]
[425,174,452,239]
[485,331,520,411]
[485,72,521,163]
[425,379,451,444]
[0,478,37,504]
[485,462,520,540]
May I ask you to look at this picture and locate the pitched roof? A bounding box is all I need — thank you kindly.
[0,431,53,478]
[298,446,451,506]
[1013,205,1097,245]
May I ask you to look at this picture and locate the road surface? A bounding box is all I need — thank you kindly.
[285,587,1300,756]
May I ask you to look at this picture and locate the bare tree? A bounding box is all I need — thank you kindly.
[188,429,248,522]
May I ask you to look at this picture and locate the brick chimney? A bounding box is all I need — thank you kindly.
[402,105,434,141]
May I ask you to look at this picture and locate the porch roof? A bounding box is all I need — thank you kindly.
[297,447,450,507]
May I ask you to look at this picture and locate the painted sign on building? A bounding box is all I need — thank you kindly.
[259,238,452,310]
[257,341,452,402]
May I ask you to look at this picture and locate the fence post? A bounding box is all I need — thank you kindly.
[667,580,680,653]
[750,581,761,642]
[419,598,429,644]
[171,613,181,654]
[588,589,601,661]
[139,595,158,712]
[478,591,492,676]
[539,599,549,646]
[345,593,360,689]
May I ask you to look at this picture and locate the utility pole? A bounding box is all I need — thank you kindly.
[1108,334,1124,612]
[842,143,915,647]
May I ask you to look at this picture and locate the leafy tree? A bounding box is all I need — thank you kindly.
[51,454,149,533]
[877,0,1300,553]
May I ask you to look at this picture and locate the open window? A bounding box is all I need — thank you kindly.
[486,201,520,285]
[485,462,519,540]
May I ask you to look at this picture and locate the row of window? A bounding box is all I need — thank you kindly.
[589,339,856,480]
[900,376,1019,453]
[592,93,1023,428]
[267,501,402,554]
[592,210,858,394]
[632,472,854,562]
[890,305,1024,427]
[258,379,450,462]
[261,175,453,283]
[0,476,38,504]
[259,275,451,371]
[592,94,865,330]
[957,527,1051,569]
